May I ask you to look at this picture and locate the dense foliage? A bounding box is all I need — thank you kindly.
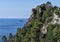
[2,2,60,42]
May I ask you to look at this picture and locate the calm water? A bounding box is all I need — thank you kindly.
[0,19,27,42]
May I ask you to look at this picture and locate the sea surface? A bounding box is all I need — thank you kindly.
[0,19,27,42]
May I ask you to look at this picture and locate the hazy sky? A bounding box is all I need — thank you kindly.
[0,0,60,18]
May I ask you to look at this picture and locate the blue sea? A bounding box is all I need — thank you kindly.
[0,19,27,42]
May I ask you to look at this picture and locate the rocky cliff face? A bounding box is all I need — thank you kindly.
[20,2,60,42]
